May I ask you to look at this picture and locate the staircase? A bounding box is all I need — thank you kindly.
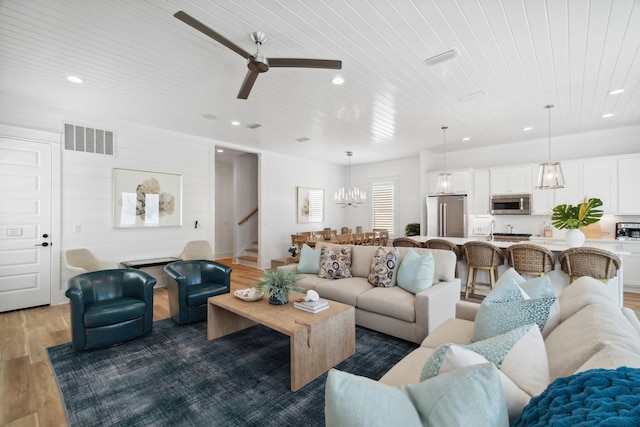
[237,240,259,267]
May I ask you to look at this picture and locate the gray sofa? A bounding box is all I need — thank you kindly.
[379,275,640,416]
[279,242,460,344]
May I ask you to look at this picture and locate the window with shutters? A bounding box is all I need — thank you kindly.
[372,183,395,237]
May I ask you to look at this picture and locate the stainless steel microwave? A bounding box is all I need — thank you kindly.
[490,194,531,215]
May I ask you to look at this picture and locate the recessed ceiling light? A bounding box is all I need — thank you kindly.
[295,137,310,142]
[522,126,533,131]
[608,89,625,95]
[216,149,224,153]
[332,76,344,85]
[67,75,83,84]
[461,137,471,141]
[231,121,240,126]
[602,113,614,118]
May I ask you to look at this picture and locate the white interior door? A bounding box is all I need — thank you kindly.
[0,138,52,312]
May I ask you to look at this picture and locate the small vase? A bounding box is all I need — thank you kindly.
[565,229,585,247]
[269,288,289,305]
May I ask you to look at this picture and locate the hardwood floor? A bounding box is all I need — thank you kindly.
[0,259,263,427]
[1,260,639,426]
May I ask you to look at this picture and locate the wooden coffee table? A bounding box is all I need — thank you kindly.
[207,292,355,391]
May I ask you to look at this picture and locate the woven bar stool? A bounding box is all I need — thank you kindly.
[392,237,422,248]
[558,247,621,284]
[462,241,505,298]
[423,239,462,278]
[506,243,555,277]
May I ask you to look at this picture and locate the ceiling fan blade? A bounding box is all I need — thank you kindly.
[237,70,260,99]
[174,11,251,59]
[268,58,342,69]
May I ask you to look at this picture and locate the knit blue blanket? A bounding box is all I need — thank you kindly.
[511,367,640,426]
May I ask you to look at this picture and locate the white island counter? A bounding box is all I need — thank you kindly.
[409,235,630,307]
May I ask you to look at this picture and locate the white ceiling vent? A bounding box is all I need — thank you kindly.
[246,122,262,129]
[64,123,114,155]
[424,48,458,66]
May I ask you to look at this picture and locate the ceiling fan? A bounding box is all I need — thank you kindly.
[174,11,343,100]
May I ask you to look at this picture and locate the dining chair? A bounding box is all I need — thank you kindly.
[351,233,365,245]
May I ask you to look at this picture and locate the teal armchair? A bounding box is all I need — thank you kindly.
[65,269,156,351]
[164,260,232,324]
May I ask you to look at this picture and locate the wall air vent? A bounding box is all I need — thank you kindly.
[424,48,458,66]
[246,123,262,129]
[295,137,310,142]
[64,123,114,155]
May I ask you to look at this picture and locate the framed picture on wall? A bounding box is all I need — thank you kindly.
[113,168,182,228]
[297,186,325,224]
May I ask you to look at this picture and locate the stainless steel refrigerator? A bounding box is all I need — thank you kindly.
[426,194,467,237]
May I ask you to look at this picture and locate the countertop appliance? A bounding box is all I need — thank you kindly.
[427,194,467,238]
[490,233,532,242]
[616,222,640,240]
[490,193,531,215]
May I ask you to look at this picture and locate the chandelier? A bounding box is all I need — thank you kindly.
[536,104,566,189]
[435,126,454,194]
[335,151,366,207]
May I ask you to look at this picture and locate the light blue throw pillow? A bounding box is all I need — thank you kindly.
[325,364,508,427]
[297,244,321,274]
[518,275,554,299]
[472,272,557,342]
[396,250,434,294]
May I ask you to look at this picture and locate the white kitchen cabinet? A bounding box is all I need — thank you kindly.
[472,169,491,214]
[552,163,582,206]
[582,159,616,213]
[621,243,640,289]
[618,156,640,214]
[490,166,531,194]
[530,166,555,215]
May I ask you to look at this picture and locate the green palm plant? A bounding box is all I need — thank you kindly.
[550,197,603,230]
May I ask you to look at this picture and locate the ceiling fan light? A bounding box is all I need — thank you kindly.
[536,162,566,189]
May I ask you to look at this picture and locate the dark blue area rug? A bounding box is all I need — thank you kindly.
[48,319,417,426]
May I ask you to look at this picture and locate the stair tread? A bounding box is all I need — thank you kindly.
[238,255,258,262]
[246,248,259,253]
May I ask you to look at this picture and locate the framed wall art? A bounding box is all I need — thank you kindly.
[113,168,182,228]
[297,186,325,224]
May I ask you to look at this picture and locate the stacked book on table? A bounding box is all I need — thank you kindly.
[293,298,330,313]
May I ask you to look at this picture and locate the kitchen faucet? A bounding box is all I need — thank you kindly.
[507,224,513,234]
[490,220,495,241]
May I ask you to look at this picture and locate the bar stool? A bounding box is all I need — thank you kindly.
[506,243,555,277]
[558,247,621,284]
[423,239,462,278]
[462,241,505,298]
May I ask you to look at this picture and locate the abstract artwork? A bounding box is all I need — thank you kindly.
[113,168,182,228]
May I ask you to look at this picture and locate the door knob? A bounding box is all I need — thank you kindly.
[36,242,49,247]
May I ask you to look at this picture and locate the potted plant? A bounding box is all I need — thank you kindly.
[405,223,420,237]
[253,268,305,305]
[550,197,603,247]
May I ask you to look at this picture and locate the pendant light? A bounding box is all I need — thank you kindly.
[435,126,453,194]
[335,151,366,207]
[536,104,566,189]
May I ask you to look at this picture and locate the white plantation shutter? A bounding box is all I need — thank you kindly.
[372,183,394,236]
[308,189,324,222]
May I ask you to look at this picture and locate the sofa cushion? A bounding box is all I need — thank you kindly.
[185,283,228,306]
[295,273,325,291]
[576,342,640,373]
[367,246,399,287]
[297,244,321,274]
[396,250,434,294]
[544,303,640,380]
[422,324,549,419]
[622,307,640,336]
[84,297,147,328]
[379,347,435,386]
[315,277,373,306]
[357,286,416,323]
[421,318,474,349]
[319,246,352,279]
[325,364,508,427]
[557,275,617,321]
[472,271,558,342]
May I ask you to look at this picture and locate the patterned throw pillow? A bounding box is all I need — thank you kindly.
[421,324,550,420]
[367,247,399,287]
[472,269,559,342]
[319,246,352,279]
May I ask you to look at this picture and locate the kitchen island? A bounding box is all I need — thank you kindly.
[409,235,630,307]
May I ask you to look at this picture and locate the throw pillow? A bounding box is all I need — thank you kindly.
[325,364,508,427]
[396,250,435,294]
[367,247,399,287]
[421,324,550,420]
[297,244,321,274]
[318,246,352,279]
[472,270,558,342]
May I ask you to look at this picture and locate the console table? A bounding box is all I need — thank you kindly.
[120,257,181,269]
